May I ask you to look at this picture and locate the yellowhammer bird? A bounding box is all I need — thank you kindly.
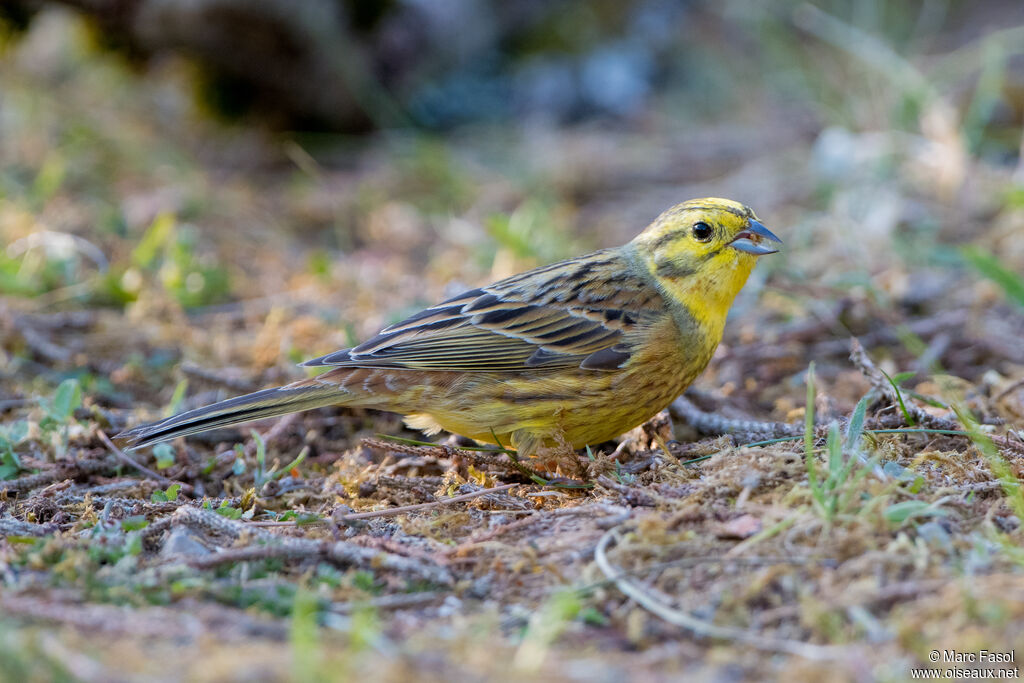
[116,197,780,457]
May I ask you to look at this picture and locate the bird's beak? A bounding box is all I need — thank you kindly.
[729,220,782,256]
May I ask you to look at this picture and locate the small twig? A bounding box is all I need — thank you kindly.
[0,398,37,412]
[168,507,452,585]
[935,480,1019,495]
[97,430,194,493]
[362,436,555,484]
[10,310,98,331]
[453,503,631,551]
[17,323,74,363]
[328,591,445,614]
[579,554,826,597]
[670,395,802,440]
[829,578,951,609]
[993,376,1024,404]
[221,536,451,585]
[54,492,189,515]
[0,517,58,537]
[850,339,960,432]
[990,434,1024,459]
[97,429,171,482]
[595,475,658,507]
[246,413,300,459]
[248,483,518,527]
[360,437,455,460]
[0,454,121,495]
[594,526,844,660]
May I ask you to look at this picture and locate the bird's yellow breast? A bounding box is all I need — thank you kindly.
[405,311,717,452]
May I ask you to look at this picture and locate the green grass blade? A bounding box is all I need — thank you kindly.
[845,393,870,451]
[804,363,823,506]
[962,245,1024,308]
[879,368,915,426]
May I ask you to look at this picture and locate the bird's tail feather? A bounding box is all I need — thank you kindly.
[114,383,342,450]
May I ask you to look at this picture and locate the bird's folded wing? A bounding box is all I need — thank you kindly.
[302,251,663,373]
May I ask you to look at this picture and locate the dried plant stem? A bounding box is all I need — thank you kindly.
[0,453,120,495]
[362,436,558,485]
[670,395,801,439]
[163,507,453,585]
[849,339,960,431]
[992,376,1024,404]
[98,429,193,492]
[249,482,518,527]
[594,527,845,661]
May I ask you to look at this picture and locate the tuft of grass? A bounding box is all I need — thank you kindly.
[804,368,881,523]
[879,368,916,426]
[247,430,310,492]
[951,404,1024,521]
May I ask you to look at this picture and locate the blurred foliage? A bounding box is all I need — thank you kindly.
[962,245,1024,308]
[1,0,1014,138]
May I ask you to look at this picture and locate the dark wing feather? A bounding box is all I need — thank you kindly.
[302,248,664,373]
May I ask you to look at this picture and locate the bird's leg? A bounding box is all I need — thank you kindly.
[441,433,477,479]
[639,409,674,451]
[527,431,582,476]
[609,409,674,461]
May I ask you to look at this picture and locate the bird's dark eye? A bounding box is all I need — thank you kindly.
[691,222,713,242]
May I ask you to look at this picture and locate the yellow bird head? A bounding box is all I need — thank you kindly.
[632,197,782,329]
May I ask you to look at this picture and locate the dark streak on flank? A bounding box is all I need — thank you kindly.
[573,260,596,280]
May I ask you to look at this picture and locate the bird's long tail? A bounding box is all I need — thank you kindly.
[113,382,343,450]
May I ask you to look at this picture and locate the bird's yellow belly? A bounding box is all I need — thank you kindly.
[403,323,716,454]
